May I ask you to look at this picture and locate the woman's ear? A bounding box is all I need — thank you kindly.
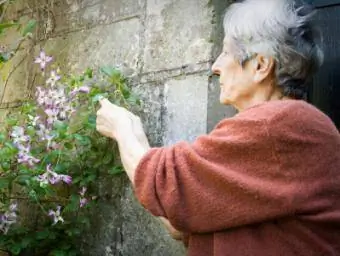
[253,54,275,84]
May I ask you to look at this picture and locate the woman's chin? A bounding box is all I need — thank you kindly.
[219,95,231,105]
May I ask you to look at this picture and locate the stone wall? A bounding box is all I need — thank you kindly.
[0,0,235,255]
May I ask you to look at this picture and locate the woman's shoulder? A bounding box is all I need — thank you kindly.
[238,99,339,139]
[215,99,338,137]
[240,100,334,125]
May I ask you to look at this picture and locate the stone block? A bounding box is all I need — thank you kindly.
[0,15,34,49]
[79,175,127,256]
[38,18,140,74]
[0,109,9,124]
[0,49,33,103]
[3,0,32,20]
[120,186,186,256]
[163,74,208,145]
[132,83,164,146]
[143,0,213,72]
[45,0,144,37]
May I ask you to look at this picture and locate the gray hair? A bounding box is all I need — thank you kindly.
[223,0,324,99]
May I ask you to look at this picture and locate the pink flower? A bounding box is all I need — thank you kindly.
[34,51,52,70]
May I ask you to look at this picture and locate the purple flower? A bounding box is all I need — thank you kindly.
[0,202,18,234]
[48,175,61,185]
[34,51,52,70]
[78,86,90,94]
[36,165,72,186]
[9,203,17,212]
[10,126,30,144]
[28,115,40,126]
[79,198,88,208]
[45,108,59,124]
[46,70,61,87]
[17,152,40,167]
[60,175,72,184]
[36,172,49,186]
[48,206,64,225]
[79,187,87,197]
[11,128,40,167]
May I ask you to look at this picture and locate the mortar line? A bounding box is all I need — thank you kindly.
[132,69,212,86]
[140,60,213,77]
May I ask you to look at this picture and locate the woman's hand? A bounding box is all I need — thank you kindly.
[96,98,133,139]
[96,98,150,185]
[159,217,184,240]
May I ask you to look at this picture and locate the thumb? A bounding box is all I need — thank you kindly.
[99,98,111,107]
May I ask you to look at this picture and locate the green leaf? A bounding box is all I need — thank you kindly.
[92,93,108,103]
[0,52,11,62]
[86,114,96,129]
[0,178,9,189]
[72,176,82,184]
[21,19,37,36]
[28,190,37,200]
[20,236,33,249]
[0,22,18,34]
[85,67,93,78]
[36,230,50,240]
[9,244,22,255]
[108,166,124,175]
[64,142,73,149]
[74,134,91,146]
[100,66,120,77]
[0,133,6,143]
[64,194,79,212]
[16,175,31,186]
[50,250,68,256]
[127,94,141,106]
[54,163,68,173]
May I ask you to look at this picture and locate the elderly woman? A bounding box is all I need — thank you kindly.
[96,0,340,255]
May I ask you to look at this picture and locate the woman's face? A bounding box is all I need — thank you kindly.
[211,40,258,107]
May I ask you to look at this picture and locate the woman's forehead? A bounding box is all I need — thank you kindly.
[222,37,232,50]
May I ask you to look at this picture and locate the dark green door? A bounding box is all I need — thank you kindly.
[307,0,340,129]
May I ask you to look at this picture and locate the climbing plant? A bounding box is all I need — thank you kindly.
[0,50,140,255]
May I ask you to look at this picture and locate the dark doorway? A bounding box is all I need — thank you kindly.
[307,0,340,129]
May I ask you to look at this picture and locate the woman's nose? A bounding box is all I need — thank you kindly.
[211,59,221,76]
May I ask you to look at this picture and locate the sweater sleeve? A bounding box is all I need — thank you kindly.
[134,115,302,233]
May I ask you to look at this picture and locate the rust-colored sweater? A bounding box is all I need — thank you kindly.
[134,100,340,256]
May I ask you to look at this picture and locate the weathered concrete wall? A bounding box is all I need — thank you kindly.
[0,0,236,255]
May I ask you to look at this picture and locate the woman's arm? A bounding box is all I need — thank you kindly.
[96,98,183,240]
